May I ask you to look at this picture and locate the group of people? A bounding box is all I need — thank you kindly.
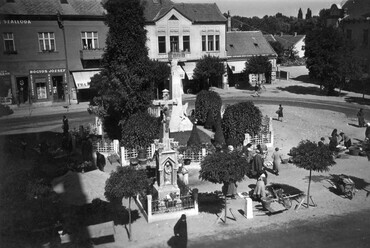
[328,128,352,151]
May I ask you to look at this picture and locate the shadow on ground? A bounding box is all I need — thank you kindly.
[198,192,224,214]
[345,96,370,106]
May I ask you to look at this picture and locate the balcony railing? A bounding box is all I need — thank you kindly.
[80,48,104,60]
[168,51,187,61]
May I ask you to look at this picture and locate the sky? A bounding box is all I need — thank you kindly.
[172,0,344,18]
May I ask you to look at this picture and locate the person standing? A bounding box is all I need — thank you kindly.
[365,123,370,140]
[357,108,365,127]
[271,147,283,175]
[253,171,267,199]
[277,104,283,122]
[173,214,188,248]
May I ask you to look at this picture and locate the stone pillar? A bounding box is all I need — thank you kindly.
[120,147,128,166]
[244,197,253,219]
[147,195,152,218]
[113,140,119,154]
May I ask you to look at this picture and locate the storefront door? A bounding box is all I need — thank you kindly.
[16,77,29,104]
[52,76,65,101]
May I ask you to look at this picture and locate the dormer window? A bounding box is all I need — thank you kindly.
[6,0,15,3]
[60,0,68,4]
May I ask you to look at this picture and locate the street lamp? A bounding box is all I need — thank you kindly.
[57,11,71,105]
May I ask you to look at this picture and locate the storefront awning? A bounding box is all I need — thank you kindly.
[72,70,100,89]
[181,62,197,80]
[227,61,246,74]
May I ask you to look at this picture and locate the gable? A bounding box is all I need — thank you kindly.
[155,8,192,26]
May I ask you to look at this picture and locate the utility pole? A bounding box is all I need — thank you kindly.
[57,11,71,105]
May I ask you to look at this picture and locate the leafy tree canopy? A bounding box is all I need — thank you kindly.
[222,101,262,146]
[121,111,161,149]
[289,140,336,172]
[244,56,272,83]
[193,55,224,89]
[305,26,363,95]
[199,150,249,184]
[89,0,154,139]
[105,166,148,202]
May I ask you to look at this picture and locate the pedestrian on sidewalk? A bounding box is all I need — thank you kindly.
[339,132,352,149]
[276,104,283,122]
[173,214,187,248]
[271,147,283,175]
[357,108,365,127]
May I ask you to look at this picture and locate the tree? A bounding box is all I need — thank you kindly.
[289,140,335,207]
[306,8,312,20]
[244,56,272,83]
[105,166,148,241]
[199,150,249,222]
[268,41,285,64]
[147,60,171,99]
[187,125,202,150]
[298,8,303,19]
[305,26,363,95]
[194,90,222,125]
[89,0,154,139]
[193,55,225,90]
[204,108,216,130]
[222,101,262,147]
[120,111,161,149]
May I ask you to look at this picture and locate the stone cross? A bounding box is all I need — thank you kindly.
[152,89,177,150]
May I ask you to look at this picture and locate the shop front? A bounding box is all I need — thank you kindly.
[0,70,12,104]
[29,68,67,103]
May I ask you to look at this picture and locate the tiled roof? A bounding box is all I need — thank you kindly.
[342,0,370,20]
[0,0,105,15]
[273,35,305,50]
[263,34,276,43]
[226,31,277,57]
[0,0,225,23]
[153,3,227,23]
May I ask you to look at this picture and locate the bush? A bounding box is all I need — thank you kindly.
[204,108,215,130]
[187,125,202,150]
[222,101,262,146]
[0,103,13,117]
[194,90,222,125]
[121,111,160,149]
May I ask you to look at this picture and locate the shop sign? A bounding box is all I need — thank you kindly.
[30,68,66,74]
[0,70,10,76]
[1,20,31,25]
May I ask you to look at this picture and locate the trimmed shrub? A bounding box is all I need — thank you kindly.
[121,111,160,149]
[187,125,202,150]
[213,122,225,148]
[194,90,222,125]
[222,101,262,146]
[204,108,215,130]
[0,103,13,117]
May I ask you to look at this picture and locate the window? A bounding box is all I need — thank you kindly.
[301,45,305,50]
[346,29,352,40]
[202,35,206,51]
[183,36,190,52]
[158,36,166,53]
[3,32,15,53]
[35,78,47,99]
[170,36,179,52]
[202,34,220,52]
[38,32,55,52]
[363,29,369,46]
[208,35,214,51]
[215,35,219,51]
[81,32,98,49]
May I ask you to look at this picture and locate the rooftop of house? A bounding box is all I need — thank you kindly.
[342,0,370,20]
[0,0,226,23]
[273,34,305,50]
[226,31,277,58]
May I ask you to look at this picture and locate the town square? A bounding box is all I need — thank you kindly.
[1,0,370,248]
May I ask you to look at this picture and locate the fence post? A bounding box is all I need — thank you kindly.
[120,146,127,166]
[113,139,119,154]
[201,148,206,158]
[147,195,152,222]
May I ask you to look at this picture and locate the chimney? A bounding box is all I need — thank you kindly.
[227,11,231,31]
[294,32,297,37]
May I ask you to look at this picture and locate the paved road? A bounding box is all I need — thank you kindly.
[0,96,365,135]
[189,209,370,248]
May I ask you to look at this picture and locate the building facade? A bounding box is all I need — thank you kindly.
[0,0,107,105]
